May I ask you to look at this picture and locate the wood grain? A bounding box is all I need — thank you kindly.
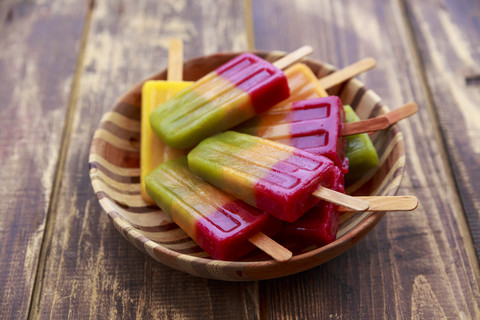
[32,0,258,319]
[3,0,477,318]
[0,1,87,319]
[252,0,479,318]
[403,0,480,261]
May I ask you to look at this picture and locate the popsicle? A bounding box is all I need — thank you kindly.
[145,157,290,261]
[238,96,349,172]
[237,95,418,174]
[343,105,379,182]
[150,46,314,149]
[140,39,192,202]
[187,131,369,223]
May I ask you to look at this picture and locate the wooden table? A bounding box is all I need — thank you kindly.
[1,0,479,318]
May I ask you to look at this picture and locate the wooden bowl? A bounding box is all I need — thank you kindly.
[89,51,405,281]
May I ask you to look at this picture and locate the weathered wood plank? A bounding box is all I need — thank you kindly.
[0,1,87,319]
[32,0,256,319]
[403,0,480,260]
[252,0,479,318]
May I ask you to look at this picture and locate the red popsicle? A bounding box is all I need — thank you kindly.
[145,157,289,261]
[188,131,369,223]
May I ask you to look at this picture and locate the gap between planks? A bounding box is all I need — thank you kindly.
[27,1,95,319]
[397,0,480,286]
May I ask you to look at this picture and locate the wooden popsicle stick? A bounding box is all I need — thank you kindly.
[318,57,376,89]
[167,38,183,81]
[272,46,313,70]
[249,232,292,262]
[338,196,418,212]
[384,102,418,125]
[313,187,370,211]
[341,102,419,136]
[342,117,390,135]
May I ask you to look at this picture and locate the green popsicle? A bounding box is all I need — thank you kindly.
[344,105,379,183]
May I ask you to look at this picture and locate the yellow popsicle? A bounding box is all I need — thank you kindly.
[141,81,193,202]
[140,38,193,202]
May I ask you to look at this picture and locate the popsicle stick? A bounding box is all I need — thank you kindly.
[342,117,390,135]
[341,102,419,136]
[167,38,183,81]
[249,232,292,262]
[338,196,418,212]
[313,187,370,211]
[318,57,376,89]
[384,102,418,125]
[272,46,313,70]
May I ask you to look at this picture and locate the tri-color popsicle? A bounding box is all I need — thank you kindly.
[188,131,369,223]
[238,96,349,173]
[150,47,316,149]
[145,157,290,261]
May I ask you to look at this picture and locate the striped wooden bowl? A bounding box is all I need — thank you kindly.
[89,52,405,281]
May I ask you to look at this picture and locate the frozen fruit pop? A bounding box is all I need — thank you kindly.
[149,46,314,149]
[145,157,288,261]
[188,131,369,223]
[238,96,349,173]
[149,47,319,149]
[140,39,192,202]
